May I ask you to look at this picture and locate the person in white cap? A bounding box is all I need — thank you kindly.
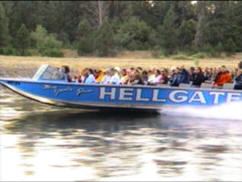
[110,67,121,85]
[114,67,121,72]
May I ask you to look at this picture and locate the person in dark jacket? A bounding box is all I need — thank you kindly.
[61,65,72,82]
[190,67,205,88]
[234,61,242,90]
[179,66,190,84]
[169,67,181,87]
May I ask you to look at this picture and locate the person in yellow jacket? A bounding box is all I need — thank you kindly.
[96,68,105,83]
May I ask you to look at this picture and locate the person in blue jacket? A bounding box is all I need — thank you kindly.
[234,61,242,90]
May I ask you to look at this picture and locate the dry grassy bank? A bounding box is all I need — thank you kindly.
[0,53,241,77]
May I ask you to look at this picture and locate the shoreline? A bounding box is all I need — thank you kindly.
[0,55,241,77]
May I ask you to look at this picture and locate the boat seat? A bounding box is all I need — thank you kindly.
[179,83,191,88]
[157,84,170,88]
[223,83,234,90]
[201,83,213,88]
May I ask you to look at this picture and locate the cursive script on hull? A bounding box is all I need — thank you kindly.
[99,87,242,105]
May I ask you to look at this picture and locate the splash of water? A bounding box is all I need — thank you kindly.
[160,102,242,121]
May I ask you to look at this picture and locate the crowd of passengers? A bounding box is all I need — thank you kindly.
[59,63,242,90]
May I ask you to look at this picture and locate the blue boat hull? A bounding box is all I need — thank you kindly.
[1,78,242,110]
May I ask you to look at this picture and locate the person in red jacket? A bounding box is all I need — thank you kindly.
[213,66,232,88]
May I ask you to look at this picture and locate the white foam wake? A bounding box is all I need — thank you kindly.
[160,102,242,121]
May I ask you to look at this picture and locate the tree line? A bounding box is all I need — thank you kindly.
[0,1,241,57]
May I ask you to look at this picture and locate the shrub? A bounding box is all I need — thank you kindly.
[224,38,236,56]
[25,49,40,56]
[212,42,223,57]
[170,53,193,60]
[0,47,19,55]
[191,52,207,59]
[77,34,95,56]
[42,48,64,57]
[200,43,219,57]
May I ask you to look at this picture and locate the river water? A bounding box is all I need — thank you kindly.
[1,87,242,181]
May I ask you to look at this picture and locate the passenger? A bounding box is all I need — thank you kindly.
[189,67,195,76]
[137,67,143,73]
[169,67,181,87]
[74,68,83,83]
[125,72,135,85]
[213,66,232,88]
[211,67,219,83]
[128,70,144,85]
[234,61,242,90]
[130,67,135,73]
[66,65,242,89]
[160,69,169,84]
[141,70,149,85]
[204,67,212,82]
[231,68,238,81]
[190,67,205,88]
[84,68,96,84]
[120,68,127,84]
[61,65,72,82]
[152,69,162,85]
[101,69,112,84]
[95,68,104,83]
[179,66,190,84]
[121,69,132,85]
[148,69,156,84]
[109,68,121,85]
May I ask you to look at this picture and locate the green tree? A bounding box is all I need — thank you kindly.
[0,1,241,57]
[94,20,116,57]
[213,42,223,57]
[224,38,236,56]
[193,1,207,49]
[76,19,95,55]
[76,19,92,39]
[158,6,179,55]
[31,25,63,57]
[15,24,30,55]
[178,19,196,48]
[114,17,155,50]
[0,2,9,51]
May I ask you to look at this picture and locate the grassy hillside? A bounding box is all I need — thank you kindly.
[0,51,241,77]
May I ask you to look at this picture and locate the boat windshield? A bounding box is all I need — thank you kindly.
[32,65,66,81]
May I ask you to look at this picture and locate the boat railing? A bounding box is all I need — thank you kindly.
[201,83,213,89]
[179,83,191,88]
[223,83,234,90]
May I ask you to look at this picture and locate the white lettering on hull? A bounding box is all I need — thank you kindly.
[188,91,206,104]
[227,93,241,103]
[169,90,188,103]
[119,88,133,101]
[209,92,225,104]
[152,89,166,102]
[136,89,149,102]
[99,87,116,100]
[98,87,242,105]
